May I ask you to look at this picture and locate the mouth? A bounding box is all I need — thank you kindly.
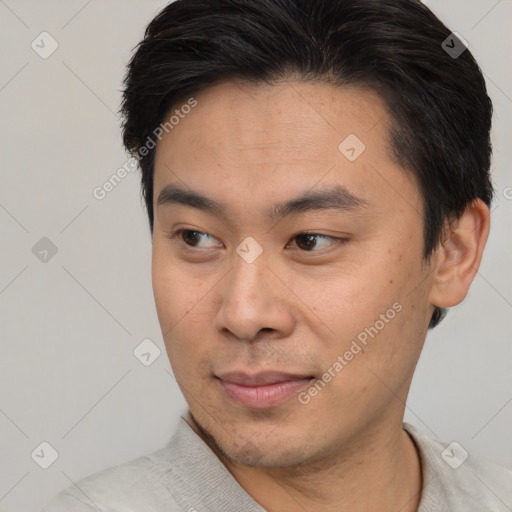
[216,371,315,409]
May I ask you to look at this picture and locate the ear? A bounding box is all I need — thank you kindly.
[428,199,490,308]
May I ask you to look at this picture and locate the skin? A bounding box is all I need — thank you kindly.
[151,80,490,512]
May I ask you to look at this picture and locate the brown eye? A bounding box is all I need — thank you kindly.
[170,229,220,248]
[292,233,342,252]
[181,230,203,246]
[295,233,318,250]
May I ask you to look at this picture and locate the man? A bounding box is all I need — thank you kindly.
[43,0,511,510]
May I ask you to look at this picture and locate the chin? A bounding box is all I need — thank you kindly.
[203,418,315,468]
[222,437,312,468]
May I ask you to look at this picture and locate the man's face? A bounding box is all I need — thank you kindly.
[152,81,435,467]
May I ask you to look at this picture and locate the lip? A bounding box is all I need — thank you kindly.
[217,371,315,409]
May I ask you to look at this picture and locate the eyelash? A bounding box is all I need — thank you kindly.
[167,228,347,254]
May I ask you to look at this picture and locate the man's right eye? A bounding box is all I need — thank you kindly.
[168,229,221,249]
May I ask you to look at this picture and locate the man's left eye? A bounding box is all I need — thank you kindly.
[289,233,346,252]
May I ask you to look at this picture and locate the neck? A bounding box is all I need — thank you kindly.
[187,413,423,512]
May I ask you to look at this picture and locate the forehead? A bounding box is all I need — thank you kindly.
[157,79,392,159]
[153,80,421,219]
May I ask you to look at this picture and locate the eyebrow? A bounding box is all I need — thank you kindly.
[156,183,368,221]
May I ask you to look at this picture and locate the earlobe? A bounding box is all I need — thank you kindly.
[428,199,490,308]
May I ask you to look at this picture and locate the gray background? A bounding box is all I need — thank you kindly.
[0,1,510,511]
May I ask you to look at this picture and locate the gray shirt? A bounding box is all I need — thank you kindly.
[42,418,512,511]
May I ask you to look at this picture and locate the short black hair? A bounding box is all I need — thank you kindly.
[121,0,494,329]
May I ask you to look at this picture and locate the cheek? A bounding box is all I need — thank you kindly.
[152,252,182,328]
[303,245,423,355]
[152,242,204,317]
[152,251,193,348]
[334,256,428,376]
[152,245,217,369]
[315,259,407,327]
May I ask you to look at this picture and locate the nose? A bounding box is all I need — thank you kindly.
[213,252,295,342]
